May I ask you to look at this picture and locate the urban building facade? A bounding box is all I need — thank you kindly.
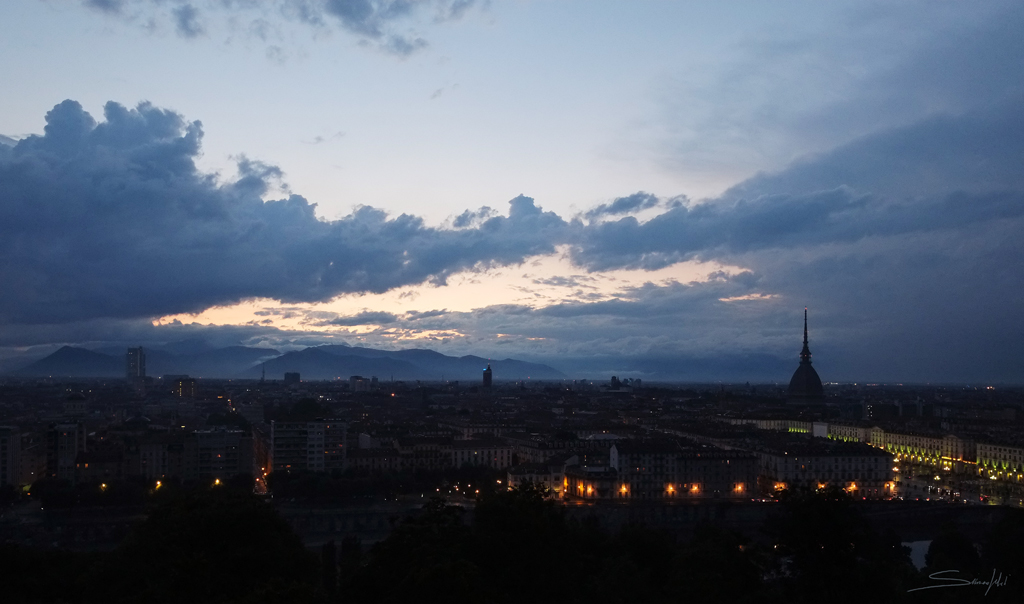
[270,420,347,473]
[48,423,86,481]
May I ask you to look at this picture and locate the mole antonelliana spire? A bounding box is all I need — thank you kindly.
[788,307,824,403]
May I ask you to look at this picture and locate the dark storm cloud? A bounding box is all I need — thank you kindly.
[571,101,1024,272]
[723,100,1024,203]
[0,100,569,325]
[571,188,1024,272]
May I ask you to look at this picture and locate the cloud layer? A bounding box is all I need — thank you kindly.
[0,100,568,324]
[3,96,1023,381]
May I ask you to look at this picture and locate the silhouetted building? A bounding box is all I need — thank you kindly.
[0,427,19,487]
[63,394,88,416]
[270,420,347,473]
[451,437,511,469]
[349,376,369,392]
[19,434,45,486]
[348,447,400,473]
[564,465,618,499]
[130,435,184,481]
[608,440,758,500]
[126,347,146,393]
[184,428,254,482]
[483,364,492,388]
[787,308,824,403]
[47,423,86,481]
[283,372,300,385]
[126,347,146,381]
[507,455,577,496]
[168,376,196,397]
[74,449,123,483]
[755,439,894,498]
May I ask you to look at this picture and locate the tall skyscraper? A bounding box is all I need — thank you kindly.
[126,347,146,381]
[483,363,493,388]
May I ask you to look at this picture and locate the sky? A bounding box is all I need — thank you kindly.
[1,0,1022,383]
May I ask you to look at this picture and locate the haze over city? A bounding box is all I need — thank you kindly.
[2,0,1023,383]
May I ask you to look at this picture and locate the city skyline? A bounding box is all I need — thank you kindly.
[2,1,1023,383]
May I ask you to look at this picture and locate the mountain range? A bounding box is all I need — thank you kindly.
[8,344,565,381]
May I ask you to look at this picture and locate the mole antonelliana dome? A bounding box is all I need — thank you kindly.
[787,308,824,402]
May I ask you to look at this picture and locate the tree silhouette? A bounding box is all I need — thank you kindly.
[89,487,317,603]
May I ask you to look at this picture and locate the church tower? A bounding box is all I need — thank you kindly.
[787,308,824,403]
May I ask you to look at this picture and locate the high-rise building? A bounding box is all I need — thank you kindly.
[787,308,824,403]
[483,364,492,388]
[126,347,146,381]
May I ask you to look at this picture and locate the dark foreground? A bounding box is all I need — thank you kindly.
[2,483,1023,603]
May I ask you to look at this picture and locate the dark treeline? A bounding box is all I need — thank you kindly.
[2,484,316,603]
[268,466,505,503]
[342,486,1024,602]
[342,486,907,603]
[3,484,1024,602]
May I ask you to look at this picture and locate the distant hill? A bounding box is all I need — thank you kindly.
[243,348,422,381]
[177,346,281,378]
[9,343,565,381]
[13,346,123,378]
[11,345,280,379]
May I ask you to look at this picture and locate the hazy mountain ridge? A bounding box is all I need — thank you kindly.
[12,345,280,379]
[313,345,565,380]
[8,344,565,381]
[12,346,123,378]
